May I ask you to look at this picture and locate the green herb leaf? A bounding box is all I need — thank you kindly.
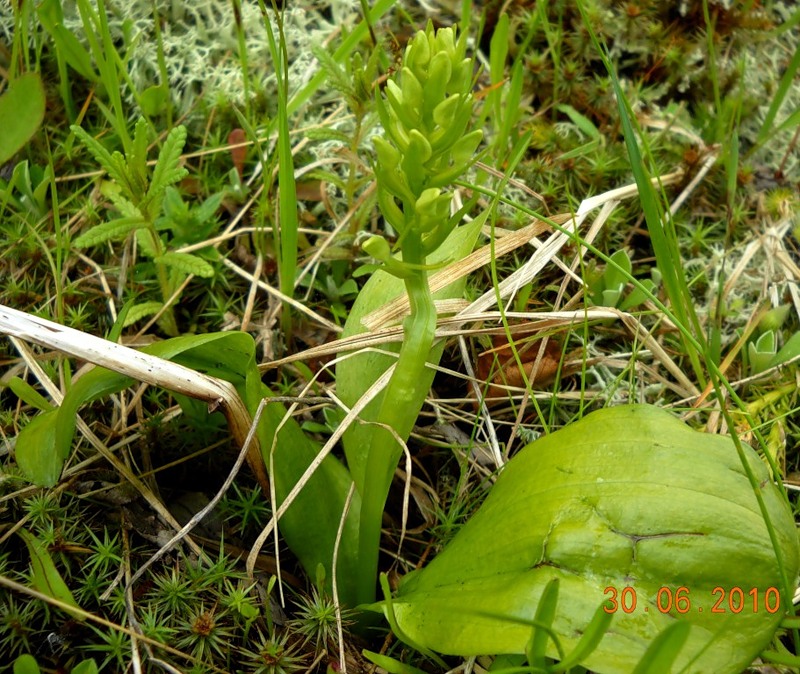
[0,74,46,165]
[147,125,188,200]
[18,529,83,621]
[155,251,215,278]
[12,654,41,674]
[6,377,54,412]
[73,217,147,248]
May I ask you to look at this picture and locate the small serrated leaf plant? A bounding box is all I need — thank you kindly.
[71,118,217,335]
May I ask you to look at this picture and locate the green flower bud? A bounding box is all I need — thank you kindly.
[374,137,416,204]
[432,95,460,129]
[427,130,483,188]
[376,94,410,152]
[363,234,392,261]
[449,58,473,95]
[377,187,407,233]
[426,52,453,104]
[407,129,433,164]
[385,80,419,132]
[405,28,431,74]
[401,131,434,193]
[450,128,483,166]
[373,135,402,171]
[428,99,474,155]
[415,187,452,233]
[363,234,415,279]
[433,27,456,61]
[401,67,424,118]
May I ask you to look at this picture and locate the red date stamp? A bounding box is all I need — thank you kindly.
[603,585,781,615]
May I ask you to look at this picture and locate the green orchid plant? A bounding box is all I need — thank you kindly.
[336,21,483,605]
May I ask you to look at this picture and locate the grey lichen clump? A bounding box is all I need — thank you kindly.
[0,0,359,118]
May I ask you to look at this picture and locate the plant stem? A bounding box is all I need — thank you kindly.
[146,225,178,336]
[355,232,436,604]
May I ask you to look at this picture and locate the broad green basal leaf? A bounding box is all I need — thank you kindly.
[379,405,799,674]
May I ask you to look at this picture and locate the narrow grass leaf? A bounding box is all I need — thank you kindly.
[362,651,429,674]
[499,60,524,151]
[556,103,601,140]
[551,599,614,672]
[18,529,83,621]
[488,12,509,126]
[74,0,129,149]
[262,6,299,331]
[36,0,97,82]
[761,649,800,666]
[527,578,559,668]
[6,377,54,412]
[755,34,800,147]
[578,7,705,384]
[630,622,691,674]
[0,73,46,164]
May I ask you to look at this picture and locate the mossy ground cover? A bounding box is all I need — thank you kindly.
[1,0,799,672]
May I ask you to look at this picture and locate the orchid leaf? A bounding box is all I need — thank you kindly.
[379,405,799,674]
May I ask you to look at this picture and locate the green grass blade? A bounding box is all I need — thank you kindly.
[577,4,706,386]
[551,599,614,671]
[18,529,83,621]
[755,20,800,147]
[261,3,299,335]
[6,377,54,412]
[630,622,691,674]
[527,578,559,668]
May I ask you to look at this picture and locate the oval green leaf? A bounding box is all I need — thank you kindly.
[0,73,46,164]
[384,405,799,674]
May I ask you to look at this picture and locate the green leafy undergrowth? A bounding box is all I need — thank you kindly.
[12,330,359,604]
[71,118,216,335]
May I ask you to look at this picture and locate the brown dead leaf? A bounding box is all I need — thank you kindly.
[228,128,247,180]
[475,329,580,405]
